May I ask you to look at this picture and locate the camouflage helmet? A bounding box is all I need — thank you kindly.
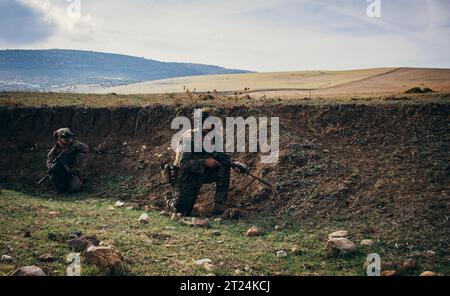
[196,107,222,121]
[53,128,74,139]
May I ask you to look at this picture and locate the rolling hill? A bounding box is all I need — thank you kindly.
[0,49,252,92]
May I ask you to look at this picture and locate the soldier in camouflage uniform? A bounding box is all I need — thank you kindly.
[46,128,89,193]
[166,108,236,216]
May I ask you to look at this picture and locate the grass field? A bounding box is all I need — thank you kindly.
[1,186,447,276]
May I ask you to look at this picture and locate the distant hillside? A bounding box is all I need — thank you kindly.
[0,49,252,92]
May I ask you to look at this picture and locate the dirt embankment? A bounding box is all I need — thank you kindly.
[0,103,449,242]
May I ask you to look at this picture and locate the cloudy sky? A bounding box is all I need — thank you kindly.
[1,0,449,71]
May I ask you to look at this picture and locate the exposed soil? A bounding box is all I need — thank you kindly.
[0,100,449,254]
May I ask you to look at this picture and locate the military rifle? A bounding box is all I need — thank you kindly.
[37,152,65,185]
[210,152,272,188]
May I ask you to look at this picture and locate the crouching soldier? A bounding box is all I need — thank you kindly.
[46,128,89,193]
[165,108,241,216]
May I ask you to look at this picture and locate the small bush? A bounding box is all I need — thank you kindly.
[405,87,434,94]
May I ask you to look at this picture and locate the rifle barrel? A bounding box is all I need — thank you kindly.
[248,172,272,188]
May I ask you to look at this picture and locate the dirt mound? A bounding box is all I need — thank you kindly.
[0,102,449,244]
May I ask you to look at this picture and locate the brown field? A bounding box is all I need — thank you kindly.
[97,67,450,98]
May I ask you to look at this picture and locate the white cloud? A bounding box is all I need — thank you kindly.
[5,0,450,71]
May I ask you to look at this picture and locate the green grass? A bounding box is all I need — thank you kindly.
[0,188,447,276]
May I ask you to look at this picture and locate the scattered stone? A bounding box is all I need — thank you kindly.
[107,206,115,211]
[213,218,222,223]
[84,245,124,275]
[381,270,397,276]
[48,211,60,217]
[327,230,348,240]
[326,238,356,257]
[67,235,100,252]
[1,255,13,263]
[180,217,210,228]
[360,239,374,246]
[402,259,417,270]
[234,269,243,275]
[194,258,212,266]
[139,213,150,224]
[210,230,221,236]
[203,263,216,272]
[39,253,54,262]
[126,206,134,210]
[420,271,440,276]
[68,230,83,239]
[276,250,288,258]
[114,201,125,208]
[192,218,210,228]
[291,245,302,255]
[222,208,241,219]
[274,224,284,230]
[245,226,261,237]
[11,265,46,276]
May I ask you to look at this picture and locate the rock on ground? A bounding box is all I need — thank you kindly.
[402,259,417,270]
[360,239,374,246]
[327,230,348,240]
[291,245,302,255]
[138,213,150,224]
[67,235,100,252]
[180,217,210,228]
[194,258,212,266]
[326,238,356,257]
[84,245,125,275]
[1,255,13,263]
[114,201,125,207]
[11,266,46,276]
[381,270,397,276]
[420,271,440,276]
[39,253,54,262]
[246,226,261,237]
[276,250,288,258]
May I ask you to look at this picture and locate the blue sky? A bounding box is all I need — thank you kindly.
[1,0,449,71]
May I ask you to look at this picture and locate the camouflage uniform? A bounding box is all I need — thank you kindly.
[47,128,89,192]
[166,128,230,216]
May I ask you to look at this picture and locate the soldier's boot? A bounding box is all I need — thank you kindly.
[211,166,231,216]
[68,175,83,193]
[169,179,202,216]
[164,192,177,213]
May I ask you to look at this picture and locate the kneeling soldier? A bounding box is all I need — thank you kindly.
[46,128,89,193]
